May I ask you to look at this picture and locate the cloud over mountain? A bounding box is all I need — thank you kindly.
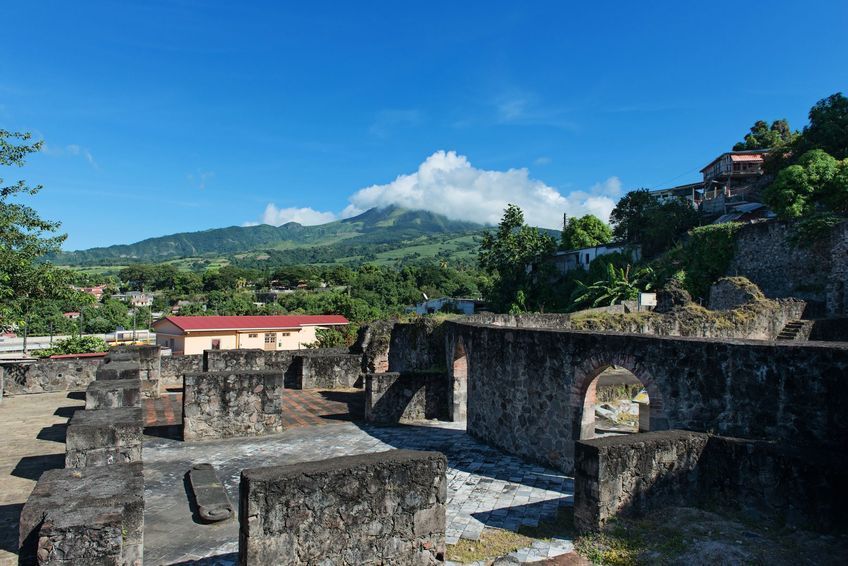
[252,150,622,228]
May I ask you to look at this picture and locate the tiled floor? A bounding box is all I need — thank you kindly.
[143,421,575,564]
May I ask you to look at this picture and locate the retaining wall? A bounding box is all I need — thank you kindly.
[238,450,447,565]
[1,357,101,395]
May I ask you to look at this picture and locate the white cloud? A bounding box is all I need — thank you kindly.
[248,151,622,229]
[341,150,621,228]
[534,156,552,166]
[42,143,98,168]
[260,204,338,226]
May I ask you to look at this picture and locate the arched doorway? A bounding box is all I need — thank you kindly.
[574,360,663,440]
[451,339,468,422]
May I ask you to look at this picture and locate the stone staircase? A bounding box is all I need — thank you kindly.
[777,320,809,341]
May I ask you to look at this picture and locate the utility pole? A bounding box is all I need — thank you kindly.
[22,316,29,356]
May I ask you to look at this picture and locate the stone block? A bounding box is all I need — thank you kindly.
[365,371,448,423]
[239,449,446,565]
[86,379,142,409]
[96,361,141,382]
[65,407,143,468]
[19,462,144,566]
[183,371,284,441]
[36,506,124,565]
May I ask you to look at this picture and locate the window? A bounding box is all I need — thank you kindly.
[248,333,258,338]
[264,333,276,344]
[281,332,290,337]
[211,339,220,350]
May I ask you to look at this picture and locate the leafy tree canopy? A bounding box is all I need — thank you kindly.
[609,189,699,258]
[732,119,797,151]
[763,149,848,218]
[795,92,848,160]
[1,130,73,330]
[560,214,612,250]
[478,204,556,312]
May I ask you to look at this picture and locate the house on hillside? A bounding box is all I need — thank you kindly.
[152,315,349,355]
[651,182,703,207]
[550,243,641,275]
[701,149,769,186]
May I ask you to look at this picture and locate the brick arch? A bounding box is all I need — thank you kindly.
[571,353,667,440]
[449,338,469,422]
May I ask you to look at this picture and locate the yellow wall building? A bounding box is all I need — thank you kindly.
[152,315,349,355]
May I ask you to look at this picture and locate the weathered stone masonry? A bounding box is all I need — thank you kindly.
[238,449,447,565]
[574,430,847,532]
[365,371,448,424]
[444,321,848,474]
[183,371,285,440]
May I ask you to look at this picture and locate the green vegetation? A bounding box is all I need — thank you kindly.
[764,149,848,218]
[656,223,742,301]
[609,189,699,258]
[53,206,485,266]
[733,118,797,152]
[478,204,557,313]
[570,264,655,310]
[32,335,108,358]
[0,130,81,336]
[560,214,612,250]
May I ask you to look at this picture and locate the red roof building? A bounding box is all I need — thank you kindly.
[152,315,349,355]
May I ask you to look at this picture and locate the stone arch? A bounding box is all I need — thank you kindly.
[450,338,469,422]
[571,354,667,440]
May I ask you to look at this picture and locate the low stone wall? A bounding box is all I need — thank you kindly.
[365,372,448,424]
[65,407,144,468]
[574,430,847,532]
[19,462,144,565]
[160,352,203,385]
[182,371,285,441]
[1,357,101,395]
[297,353,362,389]
[239,450,447,565]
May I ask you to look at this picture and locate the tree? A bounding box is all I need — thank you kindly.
[560,214,612,250]
[609,190,698,257]
[733,119,798,151]
[478,204,556,312]
[0,130,73,334]
[763,149,848,218]
[794,92,848,160]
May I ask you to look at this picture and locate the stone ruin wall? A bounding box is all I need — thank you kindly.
[445,321,848,475]
[574,430,847,532]
[365,371,448,424]
[182,371,285,441]
[726,219,848,315]
[239,450,447,565]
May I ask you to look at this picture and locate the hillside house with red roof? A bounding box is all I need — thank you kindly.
[151,315,349,355]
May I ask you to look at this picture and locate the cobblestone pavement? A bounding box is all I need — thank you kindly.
[0,392,84,566]
[144,420,574,564]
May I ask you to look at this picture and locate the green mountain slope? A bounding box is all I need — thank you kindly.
[54,206,486,266]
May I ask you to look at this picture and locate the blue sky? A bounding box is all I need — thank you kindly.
[2,1,847,250]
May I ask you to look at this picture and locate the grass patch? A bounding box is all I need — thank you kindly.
[447,529,535,563]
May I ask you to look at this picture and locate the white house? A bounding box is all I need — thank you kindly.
[407,297,479,316]
[551,243,641,275]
